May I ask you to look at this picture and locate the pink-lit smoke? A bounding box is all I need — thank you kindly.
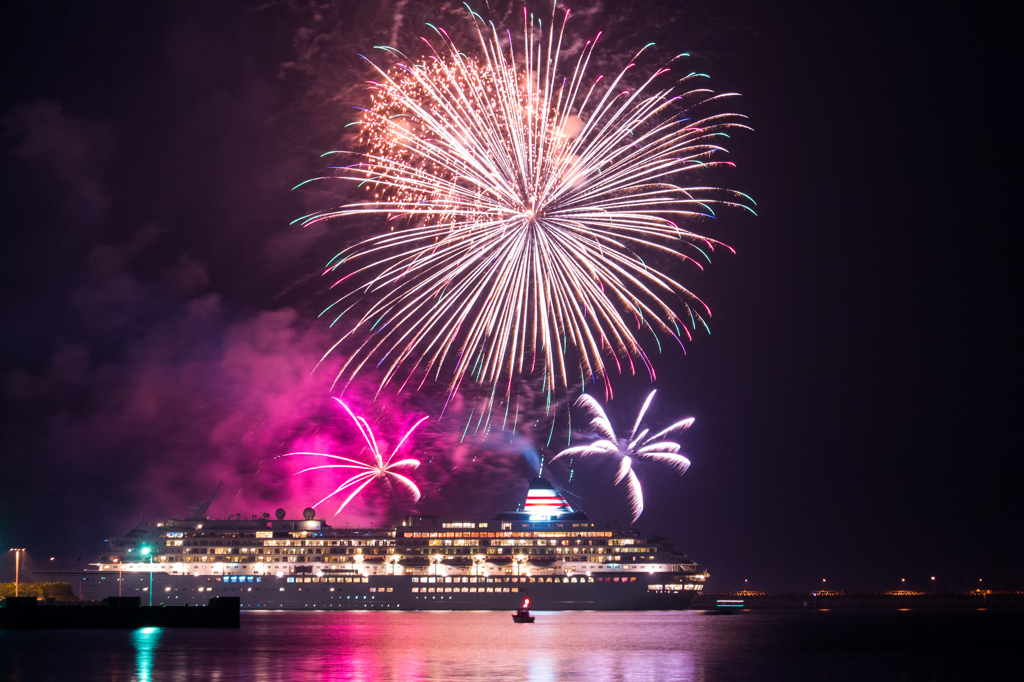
[284,398,426,514]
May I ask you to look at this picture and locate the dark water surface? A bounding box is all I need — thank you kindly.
[1,609,1017,681]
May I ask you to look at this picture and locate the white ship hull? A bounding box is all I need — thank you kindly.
[49,569,701,610]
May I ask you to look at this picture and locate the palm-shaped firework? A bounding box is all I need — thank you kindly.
[284,398,427,514]
[551,390,693,522]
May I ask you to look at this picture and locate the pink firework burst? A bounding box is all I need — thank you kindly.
[284,398,427,514]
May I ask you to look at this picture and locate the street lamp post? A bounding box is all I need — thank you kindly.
[9,549,26,597]
[141,546,154,606]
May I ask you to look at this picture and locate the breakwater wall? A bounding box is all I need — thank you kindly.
[692,591,1024,610]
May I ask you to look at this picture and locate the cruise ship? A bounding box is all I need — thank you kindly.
[51,479,707,610]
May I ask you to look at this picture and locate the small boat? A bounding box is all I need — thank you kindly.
[511,597,535,623]
[702,598,744,615]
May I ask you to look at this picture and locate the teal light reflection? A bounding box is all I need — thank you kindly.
[132,626,162,682]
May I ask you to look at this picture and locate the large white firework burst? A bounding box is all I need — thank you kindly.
[303,5,754,399]
[550,390,693,522]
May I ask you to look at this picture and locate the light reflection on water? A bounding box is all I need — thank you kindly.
[279,611,702,682]
[131,627,161,682]
[0,609,1017,681]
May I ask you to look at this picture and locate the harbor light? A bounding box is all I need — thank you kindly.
[8,549,26,597]
[140,545,154,606]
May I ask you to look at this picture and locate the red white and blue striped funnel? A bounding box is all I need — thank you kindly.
[523,478,573,516]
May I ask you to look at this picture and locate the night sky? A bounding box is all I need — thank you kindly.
[1,1,1017,592]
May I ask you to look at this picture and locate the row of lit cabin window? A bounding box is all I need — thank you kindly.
[419,539,652,550]
[161,554,662,564]
[278,576,639,585]
[401,531,617,539]
[164,539,651,552]
[161,545,662,558]
[166,531,625,543]
[437,522,600,530]
[165,539,388,548]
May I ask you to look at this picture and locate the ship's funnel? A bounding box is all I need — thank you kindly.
[523,478,573,517]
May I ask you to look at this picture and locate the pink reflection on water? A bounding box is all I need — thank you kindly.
[245,611,698,681]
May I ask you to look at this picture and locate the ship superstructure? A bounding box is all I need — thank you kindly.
[51,479,706,610]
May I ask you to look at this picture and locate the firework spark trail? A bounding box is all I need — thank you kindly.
[549,390,693,522]
[303,6,754,400]
[283,398,427,514]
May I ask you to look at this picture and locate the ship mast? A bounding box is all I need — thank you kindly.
[184,482,221,521]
